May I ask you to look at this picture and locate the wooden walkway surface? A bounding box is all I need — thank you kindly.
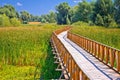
[57,31,120,80]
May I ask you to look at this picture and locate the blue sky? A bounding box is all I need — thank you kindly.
[0,0,91,15]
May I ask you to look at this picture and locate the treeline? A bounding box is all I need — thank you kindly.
[55,0,120,27]
[0,4,57,26]
[0,5,21,27]
[0,0,120,27]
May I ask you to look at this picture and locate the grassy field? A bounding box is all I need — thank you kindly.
[0,24,62,80]
[71,22,120,49]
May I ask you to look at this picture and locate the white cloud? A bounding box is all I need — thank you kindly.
[17,2,22,6]
[73,0,82,3]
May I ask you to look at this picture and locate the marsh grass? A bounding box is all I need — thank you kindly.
[0,24,61,79]
[71,23,120,49]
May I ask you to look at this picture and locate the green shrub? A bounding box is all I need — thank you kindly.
[0,14,11,27]
[95,14,104,26]
[109,20,118,28]
[72,21,89,26]
[10,18,21,27]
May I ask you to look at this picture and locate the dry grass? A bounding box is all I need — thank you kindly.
[28,22,40,24]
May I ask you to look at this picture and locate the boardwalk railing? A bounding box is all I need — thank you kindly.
[68,32,120,73]
[52,27,89,79]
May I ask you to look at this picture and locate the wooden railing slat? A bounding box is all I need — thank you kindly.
[67,32,120,73]
[117,51,120,71]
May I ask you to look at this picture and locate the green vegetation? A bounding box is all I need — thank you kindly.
[1,1,120,27]
[0,24,61,79]
[56,2,71,24]
[1,0,120,79]
[71,22,120,49]
[0,14,11,27]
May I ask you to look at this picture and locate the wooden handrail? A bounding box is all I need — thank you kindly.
[52,27,89,80]
[54,26,71,35]
[67,32,120,73]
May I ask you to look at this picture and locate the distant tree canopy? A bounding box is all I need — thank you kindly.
[1,1,120,27]
[114,0,120,24]
[56,2,71,24]
[40,11,56,23]
[72,1,93,23]
[93,0,115,27]
[20,11,31,23]
[0,5,19,18]
[0,5,20,27]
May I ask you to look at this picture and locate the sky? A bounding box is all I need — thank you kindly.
[0,0,91,16]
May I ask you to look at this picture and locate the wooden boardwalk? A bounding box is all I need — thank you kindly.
[51,27,120,80]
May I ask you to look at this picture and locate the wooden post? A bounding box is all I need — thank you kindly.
[76,66,79,80]
[105,47,109,64]
[92,41,94,55]
[81,72,87,80]
[109,48,115,67]
[73,60,75,80]
[98,44,100,59]
[94,42,97,56]
[116,51,120,72]
[70,58,72,78]
[101,45,104,61]
[90,41,92,54]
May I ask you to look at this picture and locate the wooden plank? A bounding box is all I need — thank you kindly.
[105,47,109,64]
[116,51,120,71]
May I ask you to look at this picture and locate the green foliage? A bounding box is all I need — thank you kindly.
[109,20,118,28]
[10,18,21,27]
[95,14,104,26]
[56,2,71,24]
[103,14,117,27]
[0,14,11,27]
[0,14,21,27]
[114,0,120,24]
[94,0,113,16]
[0,4,18,18]
[93,0,114,27]
[72,1,93,23]
[66,15,71,24]
[29,15,41,22]
[72,21,89,26]
[20,11,31,23]
[48,11,56,23]
[40,11,56,23]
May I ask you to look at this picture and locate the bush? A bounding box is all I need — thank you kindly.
[95,14,104,26]
[0,14,11,27]
[109,20,118,28]
[10,18,21,27]
[72,21,89,26]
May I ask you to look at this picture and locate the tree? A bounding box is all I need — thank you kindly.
[0,5,18,18]
[94,0,114,27]
[0,14,11,27]
[40,15,48,23]
[114,0,120,24]
[47,11,56,23]
[70,6,79,23]
[56,2,71,24]
[20,11,30,23]
[10,18,21,27]
[72,1,93,23]
[95,14,104,26]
